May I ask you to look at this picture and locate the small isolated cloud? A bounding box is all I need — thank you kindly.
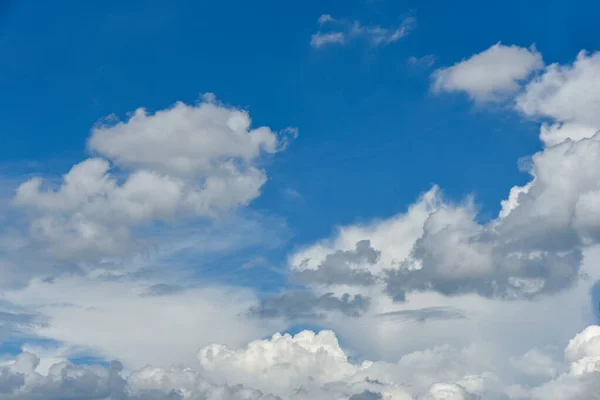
[317,14,335,25]
[431,43,544,103]
[310,15,414,49]
[311,32,345,48]
[408,54,437,68]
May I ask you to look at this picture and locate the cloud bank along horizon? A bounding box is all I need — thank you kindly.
[1,32,600,400]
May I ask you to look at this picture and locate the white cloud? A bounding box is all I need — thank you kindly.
[350,18,415,47]
[87,97,289,176]
[4,321,600,399]
[417,383,477,400]
[2,276,284,370]
[310,16,414,49]
[407,55,436,68]
[311,32,346,48]
[432,43,543,103]
[289,186,440,276]
[516,50,600,146]
[318,14,335,25]
[4,44,600,399]
[197,330,374,398]
[11,96,294,263]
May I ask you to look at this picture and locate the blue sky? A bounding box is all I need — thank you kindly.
[1,1,600,399]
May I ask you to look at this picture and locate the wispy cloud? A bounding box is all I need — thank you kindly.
[407,54,437,68]
[311,31,345,48]
[317,14,335,25]
[310,15,415,49]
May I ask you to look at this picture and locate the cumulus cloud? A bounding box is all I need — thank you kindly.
[289,188,440,276]
[0,352,279,400]
[417,383,478,400]
[11,95,294,264]
[516,50,600,146]
[3,323,599,399]
[290,179,587,302]
[432,43,543,103]
[276,49,600,391]
[289,109,600,303]
[293,240,380,286]
[4,44,600,400]
[310,15,414,49]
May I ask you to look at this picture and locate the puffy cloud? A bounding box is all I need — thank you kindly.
[516,51,600,146]
[12,96,293,264]
[310,16,414,49]
[3,324,600,399]
[432,43,543,103]
[293,240,380,286]
[289,187,440,276]
[4,44,600,400]
[195,329,491,399]
[417,383,478,400]
[386,198,582,301]
[0,352,126,400]
[0,352,279,400]
[538,122,598,147]
[525,326,600,399]
[197,330,364,395]
[290,129,600,302]
[87,97,289,176]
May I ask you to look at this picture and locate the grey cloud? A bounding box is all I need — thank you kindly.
[0,308,45,341]
[0,352,281,400]
[385,191,585,301]
[0,368,24,394]
[378,307,467,323]
[349,390,383,400]
[248,291,371,320]
[293,240,379,286]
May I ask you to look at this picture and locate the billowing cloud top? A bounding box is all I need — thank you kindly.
[12,96,295,262]
[432,43,543,103]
